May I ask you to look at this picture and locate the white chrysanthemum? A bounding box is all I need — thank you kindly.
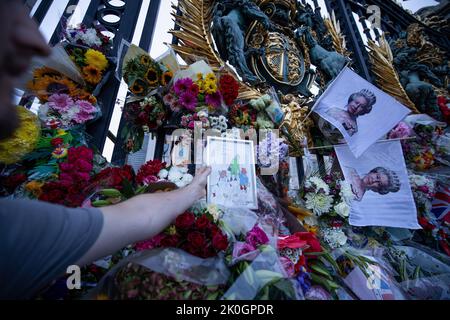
[322,228,348,249]
[334,201,350,218]
[158,169,169,179]
[307,176,330,195]
[168,167,183,182]
[339,180,354,205]
[305,192,333,216]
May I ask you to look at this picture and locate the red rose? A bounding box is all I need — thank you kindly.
[195,215,211,230]
[175,212,195,230]
[212,232,228,251]
[182,243,199,256]
[136,160,166,185]
[210,224,221,236]
[187,231,206,248]
[51,137,64,147]
[160,235,180,247]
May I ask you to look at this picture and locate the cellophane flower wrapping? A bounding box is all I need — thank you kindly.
[87,248,230,300]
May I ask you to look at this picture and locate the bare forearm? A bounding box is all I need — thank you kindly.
[76,186,201,266]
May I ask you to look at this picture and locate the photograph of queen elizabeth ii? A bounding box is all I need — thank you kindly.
[349,166,401,202]
[335,140,420,229]
[314,67,411,158]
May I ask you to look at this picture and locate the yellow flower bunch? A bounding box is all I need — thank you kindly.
[85,49,109,71]
[203,73,218,95]
[0,106,40,164]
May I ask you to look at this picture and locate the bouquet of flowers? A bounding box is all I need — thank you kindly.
[228,102,257,128]
[63,24,112,53]
[38,146,95,207]
[113,263,226,300]
[134,206,230,259]
[121,96,167,153]
[301,174,353,220]
[65,44,109,89]
[0,106,40,165]
[180,111,210,130]
[27,67,97,104]
[409,173,436,214]
[122,45,173,97]
[164,75,218,113]
[38,93,99,129]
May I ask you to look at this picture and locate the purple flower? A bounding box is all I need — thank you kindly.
[205,91,222,109]
[179,92,198,111]
[246,224,269,248]
[75,100,97,114]
[173,78,194,96]
[48,94,74,112]
[73,110,95,124]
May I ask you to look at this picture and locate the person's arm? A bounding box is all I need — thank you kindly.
[76,166,211,266]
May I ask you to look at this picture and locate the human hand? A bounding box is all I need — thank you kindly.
[187,166,211,200]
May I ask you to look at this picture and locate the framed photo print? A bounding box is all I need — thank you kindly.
[205,137,258,209]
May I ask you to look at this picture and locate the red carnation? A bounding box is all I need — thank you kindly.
[175,212,195,230]
[136,159,166,185]
[187,231,206,248]
[212,231,228,251]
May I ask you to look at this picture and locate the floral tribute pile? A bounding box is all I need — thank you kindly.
[1,25,449,301]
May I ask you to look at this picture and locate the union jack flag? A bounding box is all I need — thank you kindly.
[431,185,450,222]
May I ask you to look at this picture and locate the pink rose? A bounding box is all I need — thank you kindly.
[232,242,258,262]
[388,122,412,139]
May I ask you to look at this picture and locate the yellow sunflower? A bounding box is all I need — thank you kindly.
[28,76,79,102]
[140,54,150,66]
[85,49,109,71]
[33,67,61,80]
[130,79,146,95]
[0,106,40,164]
[82,65,102,84]
[160,70,173,86]
[145,68,159,86]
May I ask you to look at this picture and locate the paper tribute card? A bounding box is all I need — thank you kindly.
[335,140,421,229]
[313,67,411,158]
[205,137,258,209]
